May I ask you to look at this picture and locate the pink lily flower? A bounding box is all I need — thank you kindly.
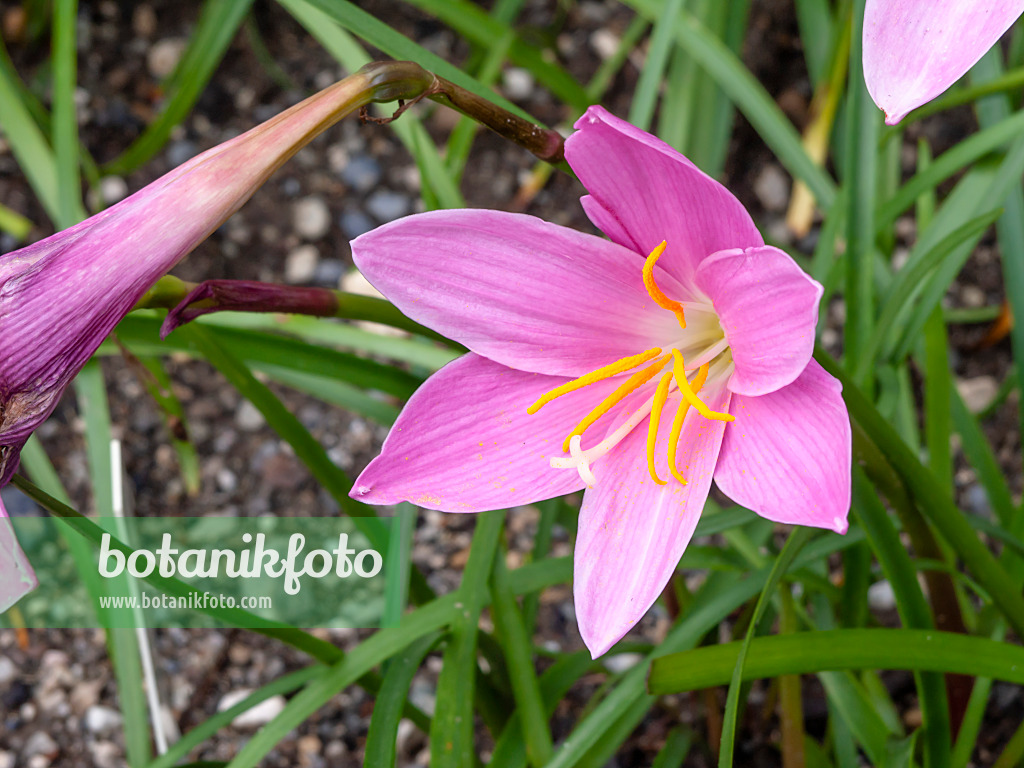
[350,106,851,657]
[0,71,388,611]
[864,0,1024,125]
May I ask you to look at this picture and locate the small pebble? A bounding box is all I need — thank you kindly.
[147,38,186,79]
[956,376,998,414]
[22,732,58,760]
[293,196,332,240]
[313,258,346,286]
[235,400,266,431]
[340,155,382,192]
[365,190,411,222]
[590,29,620,60]
[285,244,320,284]
[867,580,896,611]
[753,164,790,212]
[0,658,15,685]
[84,705,123,735]
[99,176,128,205]
[340,208,374,239]
[502,67,534,100]
[217,690,287,728]
[604,653,643,673]
[166,140,197,167]
[88,742,121,768]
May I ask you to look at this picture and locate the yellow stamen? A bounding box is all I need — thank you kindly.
[665,363,710,485]
[646,371,674,485]
[527,347,663,415]
[643,241,686,328]
[562,356,670,452]
[671,350,733,422]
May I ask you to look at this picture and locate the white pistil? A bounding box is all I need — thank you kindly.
[550,395,658,481]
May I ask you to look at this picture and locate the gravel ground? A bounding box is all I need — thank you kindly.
[1,0,1021,766]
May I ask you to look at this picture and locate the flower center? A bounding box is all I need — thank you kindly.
[527,241,734,487]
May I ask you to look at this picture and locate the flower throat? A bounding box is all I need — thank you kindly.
[527,242,733,487]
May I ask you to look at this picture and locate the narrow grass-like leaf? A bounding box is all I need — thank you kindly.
[224,598,460,768]
[0,48,61,223]
[852,468,950,768]
[276,0,467,210]
[74,362,152,767]
[876,110,1024,232]
[545,572,766,768]
[649,629,1024,691]
[178,325,386,541]
[399,0,591,110]
[51,0,86,227]
[364,632,441,767]
[382,504,417,628]
[492,548,553,767]
[624,0,836,208]
[719,528,811,767]
[112,315,423,399]
[843,0,878,384]
[817,349,1024,640]
[866,210,1001,367]
[974,52,1024,494]
[431,511,503,767]
[147,666,324,768]
[139,356,201,494]
[298,0,543,123]
[102,0,255,175]
[628,0,685,131]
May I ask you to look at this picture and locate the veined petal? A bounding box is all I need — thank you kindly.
[694,246,822,397]
[350,353,627,512]
[0,496,37,613]
[565,106,763,287]
[714,360,850,534]
[352,209,680,377]
[573,385,730,657]
[864,0,1024,125]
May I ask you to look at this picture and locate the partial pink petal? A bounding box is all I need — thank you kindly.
[352,209,680,377]
[864,0,1024,125]
[565,106,763,288]
[695,246,822,397]
[351,353,627,512]
[714,360,850,533]
[0,497,37,613]
[573,385,731,657]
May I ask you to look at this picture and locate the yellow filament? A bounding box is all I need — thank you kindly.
[646,371,674,485]
[665,363,710,484]
[643,241,686,328]
[527,347,663,415]
[671,350,733,422]
[562,356,670,452]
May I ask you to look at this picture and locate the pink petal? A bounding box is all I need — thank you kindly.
[0,497,37,613]
[351,353,628,512]
[864,0,1024,125]
[352,209,681,378]
[694,246,822,397]
[565,106,763,288]
[573,384,731,657]
[714,360,850,534]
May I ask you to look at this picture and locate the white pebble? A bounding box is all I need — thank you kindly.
[217,690,286,729]
[293,196,332,240]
